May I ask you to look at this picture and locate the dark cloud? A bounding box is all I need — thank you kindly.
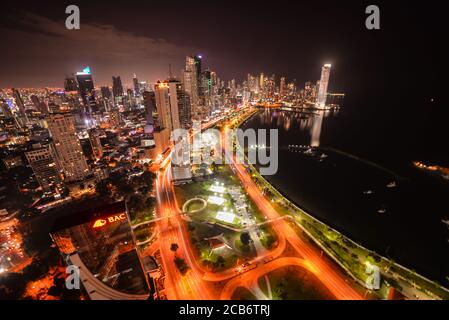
[0,12,196,88]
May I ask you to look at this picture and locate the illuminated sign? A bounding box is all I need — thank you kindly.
[92,213,126,228]
[76,66,91,75]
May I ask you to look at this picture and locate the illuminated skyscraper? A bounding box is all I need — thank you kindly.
[280,77,286,96]
[25,143,62,192]
[183,56,200,119]
[112,76,124,98]
[169,79,191,131]
[75,67,96,112]
[47,113,90,182]
[316,64,331,108]
[154,81,172,132]
[133,73,140,96]
[143,91,156,134]
[64,75,79,92]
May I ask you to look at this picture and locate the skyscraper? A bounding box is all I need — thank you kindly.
[64,75,79,92]
[133,73,140,96]
[25,143,62,192]
[142,91,156,134]
[100,86,112,100]
[316,64,331,108]
[112,76,124,98]
[280,77,286,96]
[47,113,90,182]
[76,67,95,106]
[154,81,172,132]
[12,88,25,115]
[168,79,191,131]
[183,56,200,119]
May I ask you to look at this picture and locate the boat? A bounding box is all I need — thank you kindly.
[378,208,387,214]
[386,181,397,188]
[363,190,374,195]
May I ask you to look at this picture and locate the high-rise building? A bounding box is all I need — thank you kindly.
[76,67,96,111]
[132,74,140,96]
[12,88,25,115]
[64,75,79,92]
[50,201,150,299]
[168,79,191,131]
[112,76,124,98]
[100,86,112,100]
[280,77,286,96]
[47,113,90,182]
[25,143,62,192]
[183,56,200,119]
[154,81,172,132]
[30,95,48,113]
[142,91,156,134]
[0,100,13,118]
[88,129,103,159]
[316,64,331,108]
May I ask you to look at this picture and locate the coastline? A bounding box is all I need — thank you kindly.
[235,108,449,300]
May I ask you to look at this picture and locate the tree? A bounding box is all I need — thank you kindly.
[170,243,179,252]
[216,255,225,268]
[174,256,189,275]
[145,197,156,209]
[240,232,251,246]
[96,180,111,198]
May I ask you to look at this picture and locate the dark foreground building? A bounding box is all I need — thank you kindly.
[50,201,149,300]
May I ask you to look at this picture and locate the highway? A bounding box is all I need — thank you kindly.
[149,112,363,300]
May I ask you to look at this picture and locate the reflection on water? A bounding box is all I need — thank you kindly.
[258,108,338,147]
[244,109,449,287]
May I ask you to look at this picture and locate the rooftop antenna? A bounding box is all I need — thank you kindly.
[168,64,173,79]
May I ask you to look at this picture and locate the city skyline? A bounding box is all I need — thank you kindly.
[1,1,448,304]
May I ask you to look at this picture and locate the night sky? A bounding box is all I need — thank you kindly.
[0,0,445,101]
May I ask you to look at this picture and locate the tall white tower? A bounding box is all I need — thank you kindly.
[316,64,331,108]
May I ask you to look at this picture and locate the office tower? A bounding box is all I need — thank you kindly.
[64,75,79,92]
[168,79,191,131]
[47,113,90,182]
[259,73,265,90]
[133,73,140,96]
[112,76,124,98]
[316,64,331,108]
[100,86,112,100]
[30,95,48,113]
[88,128,103,159]
[194,55,202,80]
[280,77,286,96]
[12,89,25,115]
[154,81,172,132]
[143,91,156,134]
[141,91,156,159]
[76,67,96,110]
[50,201,150,299]
[0,101,13,118]
[183,56,200,119]
[25,143,62,192]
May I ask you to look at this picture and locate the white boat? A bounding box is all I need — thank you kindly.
[386,181,397,188]
[363,190,374,195]
[378,208,387,214]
